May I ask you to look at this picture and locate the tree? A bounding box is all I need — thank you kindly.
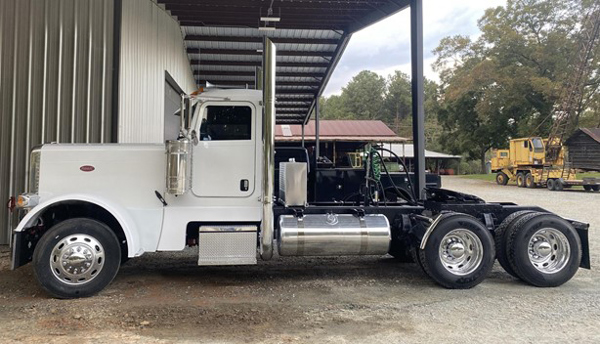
[341,70,386,120]
[433,0,600,172]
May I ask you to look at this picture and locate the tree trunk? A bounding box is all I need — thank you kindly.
[481,149,488,174]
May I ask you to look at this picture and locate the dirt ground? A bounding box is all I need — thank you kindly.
[1,176,599,343]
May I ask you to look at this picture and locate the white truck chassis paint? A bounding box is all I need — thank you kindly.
[14,89,265,257]
[14,194,144,257]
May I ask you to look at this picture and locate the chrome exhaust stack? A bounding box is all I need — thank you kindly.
[260,38,276,260]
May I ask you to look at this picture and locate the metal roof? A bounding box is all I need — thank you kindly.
[275,120,407,142]
[156,0,410,124]
[383,144,462,159]
[581,128,600,144]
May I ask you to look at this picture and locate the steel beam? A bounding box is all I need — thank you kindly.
[185,35,340,45]
[410,0,425,200]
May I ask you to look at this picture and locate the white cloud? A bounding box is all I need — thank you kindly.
[323,0,507,96]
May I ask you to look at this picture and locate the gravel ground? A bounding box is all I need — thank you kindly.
[1,176,599,343]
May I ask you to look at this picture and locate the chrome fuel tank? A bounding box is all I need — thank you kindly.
[278,214,391,256]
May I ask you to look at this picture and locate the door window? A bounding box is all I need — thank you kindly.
[200,106,252,141]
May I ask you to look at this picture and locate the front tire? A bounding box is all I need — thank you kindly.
[33,218,121,298]
[496,172,509,186]
[506,213,581,287]
[418,214,495,289]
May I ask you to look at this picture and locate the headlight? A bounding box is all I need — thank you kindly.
[28,147,41,194]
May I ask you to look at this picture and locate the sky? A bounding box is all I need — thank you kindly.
[323,0,507,96]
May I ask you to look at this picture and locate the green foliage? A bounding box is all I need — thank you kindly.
[433,0,600,171]
[320,70,443,145]
[319,0,599,173]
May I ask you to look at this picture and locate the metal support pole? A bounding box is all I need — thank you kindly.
[301,123,305,147]
[314,98,320,201]
[411,0,426,200]
[315,100,320,162]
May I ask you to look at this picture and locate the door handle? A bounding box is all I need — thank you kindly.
[240,179,249,191]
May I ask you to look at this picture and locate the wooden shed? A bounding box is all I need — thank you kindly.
[565,128,600,171]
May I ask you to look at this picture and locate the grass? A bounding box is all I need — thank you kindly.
[458,174,496,182]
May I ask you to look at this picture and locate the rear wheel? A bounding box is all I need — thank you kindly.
[525,173,536,188]
[418,213,495,289]
[583,185,592,191]
[496,172,509,186]
[506,213,581,287]
[33,218,121,298]
[555,180,564,191]
[592,185,600,192]
[516,173,525,187]
[546,179,555,191]
[494,210,537,278]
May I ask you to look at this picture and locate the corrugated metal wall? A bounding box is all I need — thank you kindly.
[0,0,114,244]
[119,0,196,143]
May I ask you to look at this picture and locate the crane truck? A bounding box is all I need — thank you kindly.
[10,39,590,298]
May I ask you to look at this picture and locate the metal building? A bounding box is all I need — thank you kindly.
[0,0,424,244]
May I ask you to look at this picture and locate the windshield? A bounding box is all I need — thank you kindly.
[531,138,544,152]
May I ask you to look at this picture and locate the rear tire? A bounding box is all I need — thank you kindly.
[555,180,564,191]
[506,213,581,287]
[583,185,592,191]
[546,179,555,191]
[592,185,600,192]
[494,210,537,278]
[32,218,121,298]
[525,173,536,188]
[418,213,495,289]
[496,172,509,186]
[516,173,525,187]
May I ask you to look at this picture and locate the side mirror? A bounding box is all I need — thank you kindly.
[191,129,199,145]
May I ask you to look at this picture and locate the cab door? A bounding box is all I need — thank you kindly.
[192,102,256,198]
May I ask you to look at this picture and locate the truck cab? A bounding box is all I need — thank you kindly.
[509,137,545,166]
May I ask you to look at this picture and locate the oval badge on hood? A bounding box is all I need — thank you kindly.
[80,165,95,172]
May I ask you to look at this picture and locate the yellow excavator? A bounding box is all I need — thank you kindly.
[491,5,600,191]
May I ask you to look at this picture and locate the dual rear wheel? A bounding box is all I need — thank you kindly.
[517,172,536,188]
[415,213,495,289]
[414,211,582,289]
[494,212,581,287]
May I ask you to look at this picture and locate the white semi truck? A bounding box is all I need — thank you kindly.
[10,40,590,298]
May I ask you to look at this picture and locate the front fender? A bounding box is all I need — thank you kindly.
[14,194,142,258]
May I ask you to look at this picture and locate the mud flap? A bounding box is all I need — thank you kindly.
[569,220,590,269]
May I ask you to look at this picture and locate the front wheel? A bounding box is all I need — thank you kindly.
[496,172,509,186]
[32,218,121,298]
[418,214,495,289]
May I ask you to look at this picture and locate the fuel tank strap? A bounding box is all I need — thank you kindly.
[359,217,368,255]
[297,216,305,256]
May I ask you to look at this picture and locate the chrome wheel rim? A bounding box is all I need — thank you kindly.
[528,228,570,274]
[439,229,484,276]
[50,234,105,285]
